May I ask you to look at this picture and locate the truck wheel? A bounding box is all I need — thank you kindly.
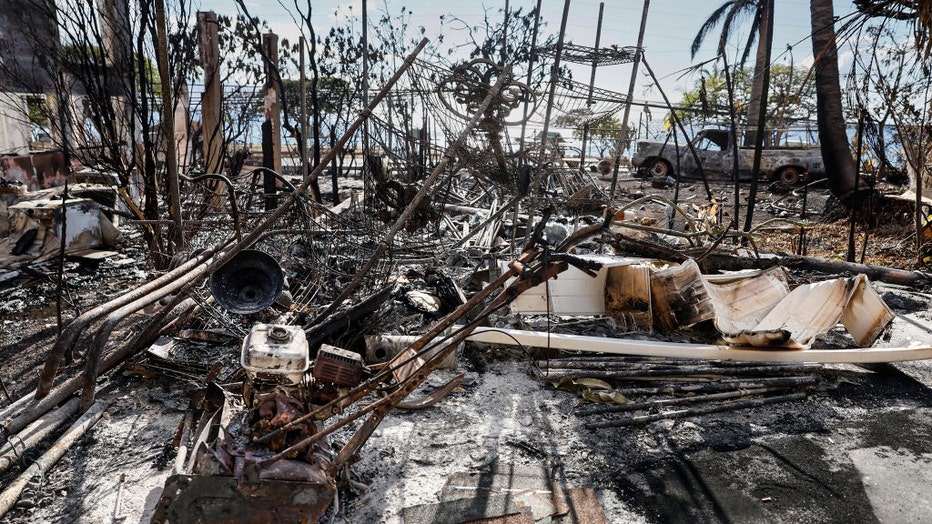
[776,166,801,186]
[649,159,672,179]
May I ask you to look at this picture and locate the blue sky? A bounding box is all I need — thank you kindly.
[198,0,859,97]
[195,0,869,142]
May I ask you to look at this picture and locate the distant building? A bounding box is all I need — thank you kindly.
[0,0,58,155]
[0,0,58,93]
[0,93,30,155]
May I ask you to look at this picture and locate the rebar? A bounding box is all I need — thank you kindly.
[587,392,807,429]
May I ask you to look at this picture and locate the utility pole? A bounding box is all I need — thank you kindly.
[610,0,650,198]
[262,32,282,210]
[362,0,370,199]
[531,0,571,201]
[155,0,183,252]
[300,37,309,196]
[579,2,605,170]
[197,11,223,175]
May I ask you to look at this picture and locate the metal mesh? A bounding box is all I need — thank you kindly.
[171,51,616,328]
[539,43,639,66]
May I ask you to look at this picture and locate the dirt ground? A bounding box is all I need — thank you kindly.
[2,174,932,523]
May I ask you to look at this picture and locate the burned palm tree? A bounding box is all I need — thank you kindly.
[855,0,932,58]
[691,0,773,147]
[810,0,860,204]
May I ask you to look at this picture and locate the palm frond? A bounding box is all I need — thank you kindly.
[691,0,763,63]
[691,2,736,59]
[854,0,932,57]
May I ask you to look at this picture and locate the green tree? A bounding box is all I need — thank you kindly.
[583,114,624,158]
[691,0,773,146]
[553,110,623,157]
[675,64,816,144]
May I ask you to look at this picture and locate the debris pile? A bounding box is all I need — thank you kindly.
[542,356,821,428]
[0,33,931,524]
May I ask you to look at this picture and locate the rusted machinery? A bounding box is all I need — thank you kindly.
[151,198,610,521]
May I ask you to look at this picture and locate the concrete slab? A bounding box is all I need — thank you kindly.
[848,446,932,523]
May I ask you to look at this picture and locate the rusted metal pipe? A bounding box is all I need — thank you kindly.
[0,400,110,518]
[0,397,80,474]
[35,247,222,400]
[79,257,222,409]
[397,374,464,410]
[256,395,395,467]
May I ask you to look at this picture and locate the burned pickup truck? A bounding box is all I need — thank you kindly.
[631,128,825,185]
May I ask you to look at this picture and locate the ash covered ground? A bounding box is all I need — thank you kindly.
[2,177,932,523]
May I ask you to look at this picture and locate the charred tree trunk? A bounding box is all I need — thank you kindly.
[699,251,932,288]
[261,33,282,211]
[743,0,774,235]
[309,16,322,176]
[810,0,858,203]
[136,1,166,267]
[744,0,772,147]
